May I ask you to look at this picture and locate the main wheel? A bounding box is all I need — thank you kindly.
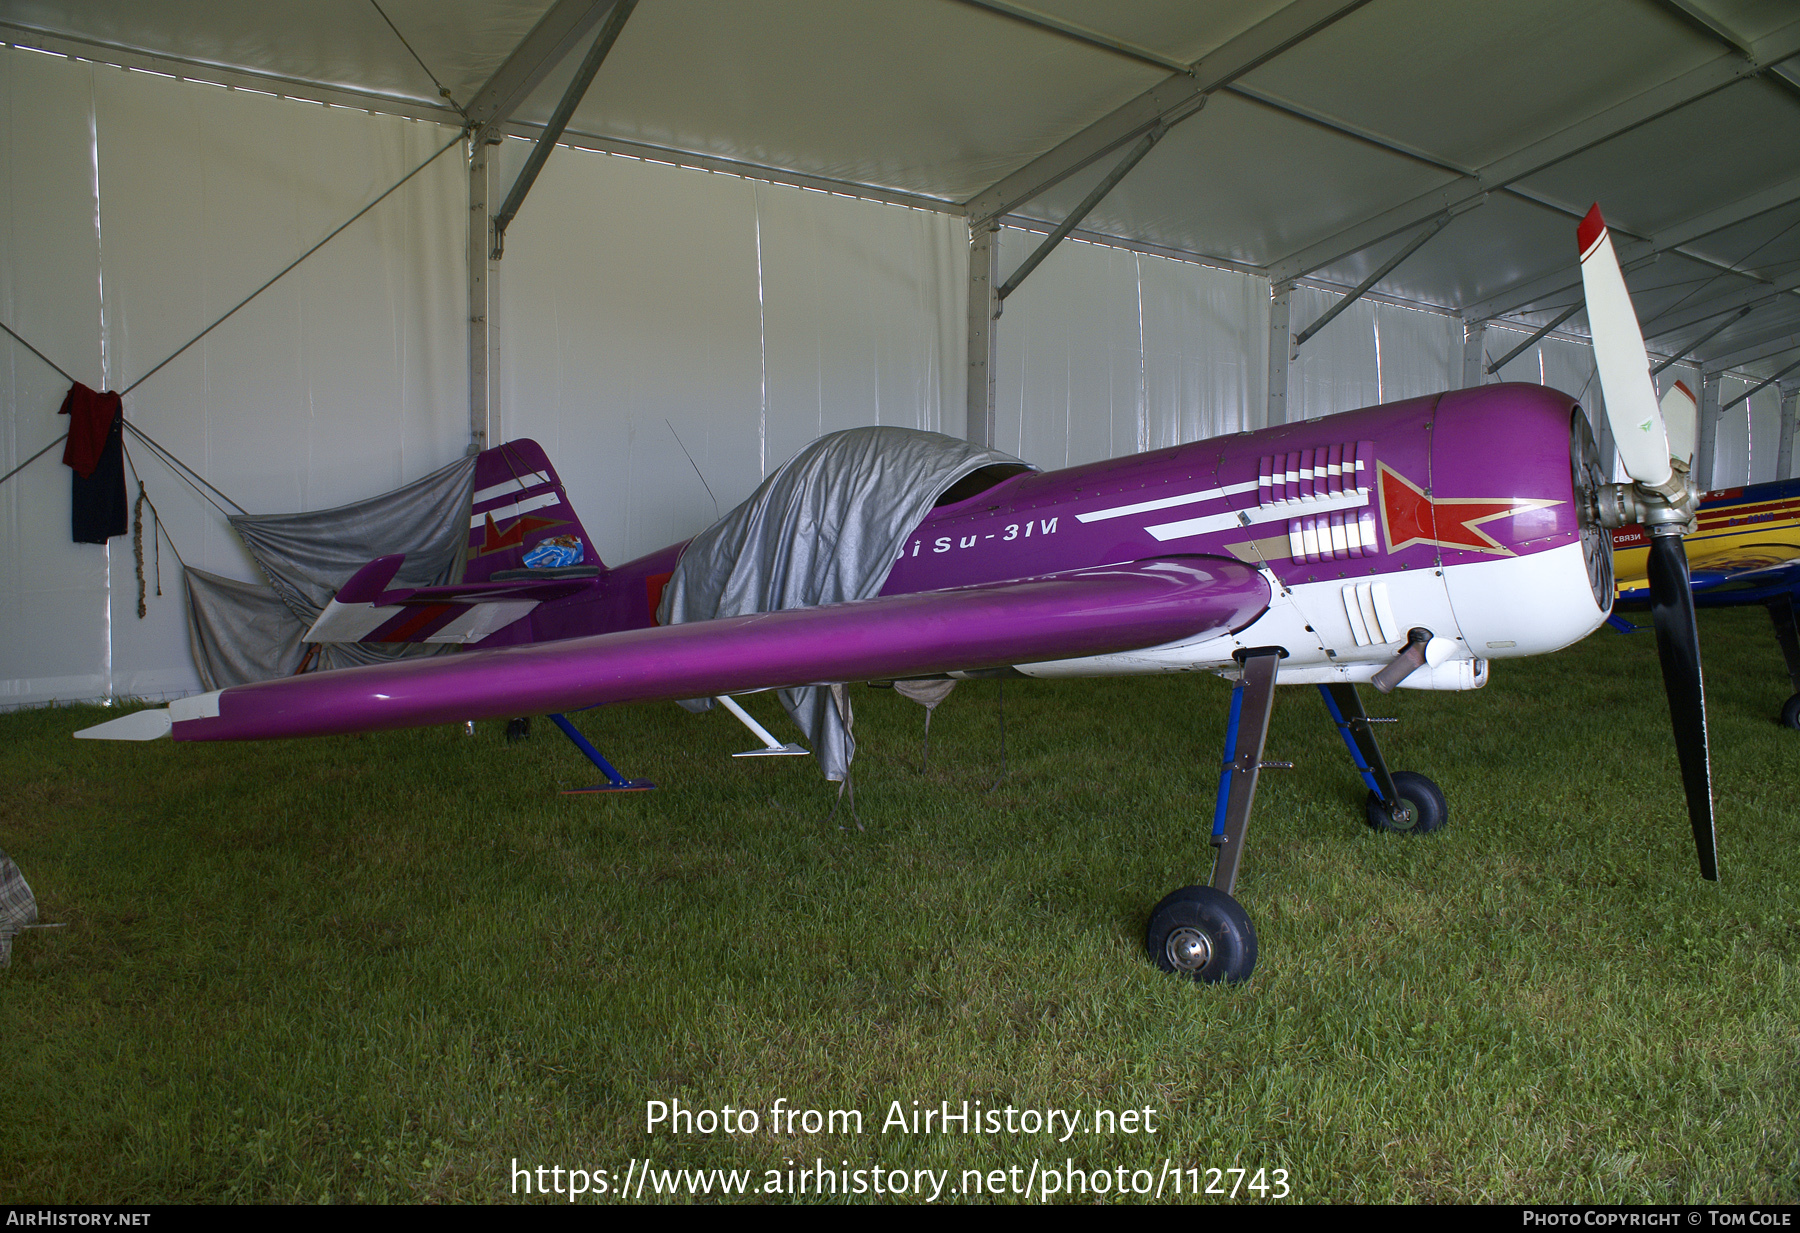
[1145,886,1257,983]
[1780,694,1800,731]
[1365,770,1447,834]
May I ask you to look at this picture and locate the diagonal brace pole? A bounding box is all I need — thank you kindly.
[995,116,1180,305]
[1486,302,1583,375]
[1294,212,1455,348]
[491,0,637,258]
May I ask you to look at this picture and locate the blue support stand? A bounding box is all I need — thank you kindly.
[548,712,656,793]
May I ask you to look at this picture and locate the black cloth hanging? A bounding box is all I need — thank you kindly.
[59,382,127,544]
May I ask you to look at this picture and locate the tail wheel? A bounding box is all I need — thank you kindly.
[1366,770,1447,834]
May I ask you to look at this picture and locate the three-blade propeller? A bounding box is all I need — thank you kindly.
[1577,204,1717,881]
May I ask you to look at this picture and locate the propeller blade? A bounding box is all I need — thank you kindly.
[1578,205,1673,489]
[1645,533,1718,880]
[1660,380,1697,471]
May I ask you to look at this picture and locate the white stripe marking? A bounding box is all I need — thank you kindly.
[1076,479,1258,524]
[472,471,551,506]
[468,490,561,529]
[1146,490,1368,542]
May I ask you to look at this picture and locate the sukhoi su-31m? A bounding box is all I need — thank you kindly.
[81,207,1718,983]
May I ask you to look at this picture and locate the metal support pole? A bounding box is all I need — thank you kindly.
[1768,595,1800,695]
[1697,371,1722,491]
[996,119,1173,303]
[966,222,1001,446]
[1319,683,1399,805]
[1461,318,1486,388]
[1486,302,1582,375]
[1778,385,1797,479]
[548,711,655,791]
[491,0,636,258]
[1268,281,1292,427]
[1293,212,1454,349]
[467,136,495,454]
[1718,356,1800,416]
[1653,304,1757,376]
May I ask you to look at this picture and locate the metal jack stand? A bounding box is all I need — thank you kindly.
[548,712,656,793]
[1766,595,1800,729]
[1209,648,1291,896]
[714,695,809,756]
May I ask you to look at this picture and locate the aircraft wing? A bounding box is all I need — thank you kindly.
[1619,548,1800,607]
[80,555,1270,743]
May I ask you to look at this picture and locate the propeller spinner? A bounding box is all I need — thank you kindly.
[1577,204,1717,880]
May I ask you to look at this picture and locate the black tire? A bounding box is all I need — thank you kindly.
[506,716,532,743]
[1781,694,1800,731]
[1366,770,1448,835]
[1145,886,1257,984]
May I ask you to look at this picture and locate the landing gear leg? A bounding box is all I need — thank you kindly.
[1319,683,1446,834]
[1146,647,1285,984]
[1765,595,1800,730]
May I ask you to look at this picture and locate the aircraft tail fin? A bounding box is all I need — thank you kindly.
[306,440,605,646]
[461,439,603,582]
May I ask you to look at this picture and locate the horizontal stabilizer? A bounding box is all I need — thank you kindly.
[75,709,173,741]
[307,554,601,644]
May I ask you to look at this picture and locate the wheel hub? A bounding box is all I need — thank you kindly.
[1165,926,1212,972]
[1389,799,1417,828]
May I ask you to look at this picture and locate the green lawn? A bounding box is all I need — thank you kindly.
[3,606,1797,1203]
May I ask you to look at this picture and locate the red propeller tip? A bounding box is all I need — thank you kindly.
[1577,204,1607,260]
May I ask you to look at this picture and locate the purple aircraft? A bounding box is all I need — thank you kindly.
[80,207,1714,983]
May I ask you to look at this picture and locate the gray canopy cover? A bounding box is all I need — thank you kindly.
[657,426,1029,781]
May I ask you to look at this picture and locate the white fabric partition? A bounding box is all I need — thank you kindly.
[0,48,110,706]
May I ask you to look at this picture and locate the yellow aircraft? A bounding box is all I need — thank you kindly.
[1610,383,1800,727]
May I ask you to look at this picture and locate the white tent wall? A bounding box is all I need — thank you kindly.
[0,47,108,706]
[492,140,967,567]
[0,47,465,708]
[1709,376,1788,491]
[992,229,1268,469]
[1287,286,1462,421]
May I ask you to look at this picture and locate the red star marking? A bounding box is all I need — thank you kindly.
[1377,463,1554,557]
[478,512,562,555]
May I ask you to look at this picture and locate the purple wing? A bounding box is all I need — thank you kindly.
[87,555,1270,743]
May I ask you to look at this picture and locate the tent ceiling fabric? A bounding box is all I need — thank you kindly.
[4,0,1797,377]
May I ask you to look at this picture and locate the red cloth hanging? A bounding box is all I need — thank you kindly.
[59,382,123,479]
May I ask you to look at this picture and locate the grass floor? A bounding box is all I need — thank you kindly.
[2,606,1798,1204]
